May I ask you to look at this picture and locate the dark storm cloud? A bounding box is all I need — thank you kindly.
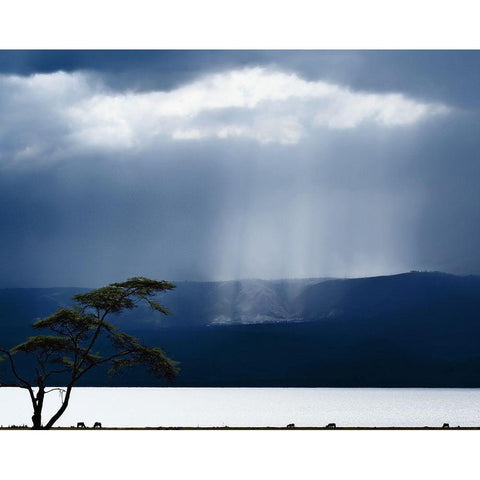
[0,50,265,91]
[0,146,231,286]
[0,51,479,287]
[1,50,478,108]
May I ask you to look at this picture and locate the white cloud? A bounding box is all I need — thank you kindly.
[0,68,449,161]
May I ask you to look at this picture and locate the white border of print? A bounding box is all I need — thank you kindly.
[1,2,478,479]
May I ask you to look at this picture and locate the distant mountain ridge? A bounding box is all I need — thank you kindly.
[115,271,480,329]
[1,271,480,328]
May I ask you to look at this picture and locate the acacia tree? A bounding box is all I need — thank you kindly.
[0,277,179,429]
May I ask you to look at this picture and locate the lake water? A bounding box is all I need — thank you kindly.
[1,387,480,428]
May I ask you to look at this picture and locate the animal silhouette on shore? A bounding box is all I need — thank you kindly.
[76,421,102,428]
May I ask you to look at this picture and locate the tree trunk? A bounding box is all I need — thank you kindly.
[31,386,45,429]
[43,385,72,430]
[31,407,43,429]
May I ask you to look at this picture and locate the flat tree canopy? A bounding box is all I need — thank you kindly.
[0,277,179,429]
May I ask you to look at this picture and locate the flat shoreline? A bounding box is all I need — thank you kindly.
[1,426,478,430]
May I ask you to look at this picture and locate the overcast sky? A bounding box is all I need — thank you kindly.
[1,50,479,287]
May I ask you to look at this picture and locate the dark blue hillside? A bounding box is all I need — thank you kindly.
[296,272,480,321]
[1,272,480,387]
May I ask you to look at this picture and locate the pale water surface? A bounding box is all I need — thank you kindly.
[1,387,480,428]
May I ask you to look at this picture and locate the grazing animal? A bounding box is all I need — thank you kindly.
[442,423,450,429]
[76,422,86,428]
[286,423,295,429]
[93,422,102,428]
[326,423,336,429]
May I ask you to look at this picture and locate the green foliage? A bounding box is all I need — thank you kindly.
[12,335,73,355]
[109,345,179,381]
[33,308,97,341]
[73,286,135,313]
[72,277,175,314]
[112,277,175,293]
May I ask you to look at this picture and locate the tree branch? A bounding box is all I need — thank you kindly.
[74,350,131,381]
[75,287,139,372]
[0,348,31,387]
[75,310,109,372]
[44,387,66,395]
